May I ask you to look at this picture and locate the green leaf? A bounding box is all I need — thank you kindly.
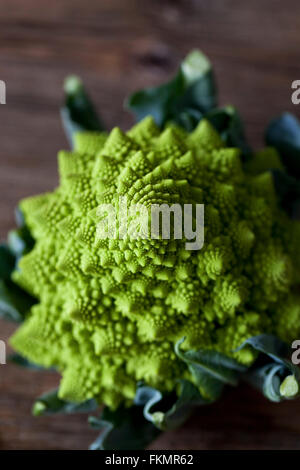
[265,112,300,180]
[179,50,217,112]
[245,363,284,402]
[89,405,160,450]
[8,227,34,260]
[126,50,252,156]
[61,75,104,146]
[244,363,300,402]
[0,279,35,322]
[136,380,207,431]
[32,388,98,416]
[126,50,217,130]
[261,114,300,217]
[160,380,206,429]
[236,334,290,362]
[173,108,203,132]
[269,169,300,218]
[175,337,246,401]
[0,240,36,323]
[236,334,300,402]
[205,106,252,159]
[0,244,16,280]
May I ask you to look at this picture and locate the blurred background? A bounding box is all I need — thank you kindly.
[1,0,300,450]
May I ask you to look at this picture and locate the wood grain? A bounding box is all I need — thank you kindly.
[1,0,300,450]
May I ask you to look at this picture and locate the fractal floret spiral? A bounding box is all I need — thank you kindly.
[10,116,300,409]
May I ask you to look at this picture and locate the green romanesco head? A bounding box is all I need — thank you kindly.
[10,117,300,408]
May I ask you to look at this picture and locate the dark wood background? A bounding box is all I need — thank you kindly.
[1,0,300,450]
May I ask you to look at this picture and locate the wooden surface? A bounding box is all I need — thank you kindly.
[1,0,300,450]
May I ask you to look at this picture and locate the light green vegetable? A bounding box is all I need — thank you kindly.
[9,114,300,408]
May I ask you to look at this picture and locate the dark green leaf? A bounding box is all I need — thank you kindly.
[236,334,290,362]
[0,244,16,280]
[61,75,104,146]
[0,240,36,323]
[126,50,217,130]
[0,279,35,322]
[127,73,183,128]
[160,380,207,430]
[205,106,252,159]
[174,108,203,132]
[265,112,300,179]
[8,227,34,260]
[245,363,286,402]
[126,50,253,157]
[89,405,160,450]
[32,388,98,416]
[175,337,246,401]
[269,169,300,218]
[236,334,300,402]
[136,380,207,431]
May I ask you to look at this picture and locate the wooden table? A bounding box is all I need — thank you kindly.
[1,0,300,450]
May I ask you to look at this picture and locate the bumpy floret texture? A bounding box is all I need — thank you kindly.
[10,117,300,408]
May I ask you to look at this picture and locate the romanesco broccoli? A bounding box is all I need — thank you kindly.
[10,117,300,408]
